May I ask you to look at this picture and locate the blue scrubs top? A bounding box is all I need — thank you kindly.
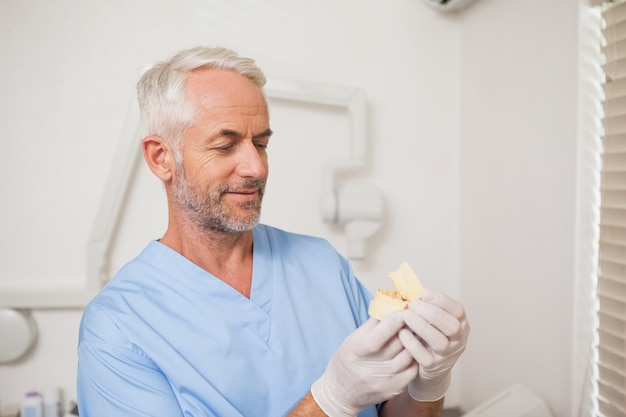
[77,224,376,417]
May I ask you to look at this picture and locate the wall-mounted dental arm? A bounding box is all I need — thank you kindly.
[334,182,383,259]
[86,99,143,292]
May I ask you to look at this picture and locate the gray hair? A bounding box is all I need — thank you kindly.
[136,46,267,163]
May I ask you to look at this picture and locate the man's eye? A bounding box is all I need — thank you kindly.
[255,143,268,150]
[216,144,234,152]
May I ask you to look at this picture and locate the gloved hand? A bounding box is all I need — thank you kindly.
[311,313,418,417]
[399,288,470,402]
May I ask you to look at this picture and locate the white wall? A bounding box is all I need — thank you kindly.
[0,0,584,415]
[458,0,581,415]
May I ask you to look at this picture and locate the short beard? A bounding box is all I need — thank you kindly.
[171,164,265,234]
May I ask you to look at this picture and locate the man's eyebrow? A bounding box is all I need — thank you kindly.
[254,128,273,139]
[219,128,273,139]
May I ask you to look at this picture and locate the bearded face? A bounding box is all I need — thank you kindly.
[170,162,266,233]
[164,69,271,235]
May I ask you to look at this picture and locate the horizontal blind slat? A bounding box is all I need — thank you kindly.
[602,107,626,134]
[603,38,626,65]
[599,312,626,340]
[604,18,626,44]
[598,270,626,286]
[603,76,626,100]
[601,151,626,169]
[597,292,626,315]
[598,314,626,337]
[604,2,626,27]
[600,172,626,189]
[604,132,626,151]
[599,258,626,279]
[600,223,626,245]
[599,243,626,266]
[597,267,626,290]
[603,113,626,134]
[603,94,626,116]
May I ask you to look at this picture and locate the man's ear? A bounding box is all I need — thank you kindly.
[142,135,175,182]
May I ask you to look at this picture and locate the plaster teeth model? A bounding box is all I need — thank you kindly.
[368,262,423,320]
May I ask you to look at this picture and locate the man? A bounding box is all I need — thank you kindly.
[77,46,469,417]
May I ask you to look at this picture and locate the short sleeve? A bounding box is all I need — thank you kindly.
[77,305,184,417]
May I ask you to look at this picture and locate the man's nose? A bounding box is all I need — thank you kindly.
[236,141,267,178]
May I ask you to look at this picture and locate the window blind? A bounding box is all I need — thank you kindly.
[596,2,626,416]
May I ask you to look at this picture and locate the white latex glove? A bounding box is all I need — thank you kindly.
[399,288,470,402]
[311,313,418,417]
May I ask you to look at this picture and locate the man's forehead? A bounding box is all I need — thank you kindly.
[186,69,263,98]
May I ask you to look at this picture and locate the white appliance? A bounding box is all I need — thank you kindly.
[461,384,554,417]
[423,0,479,12]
